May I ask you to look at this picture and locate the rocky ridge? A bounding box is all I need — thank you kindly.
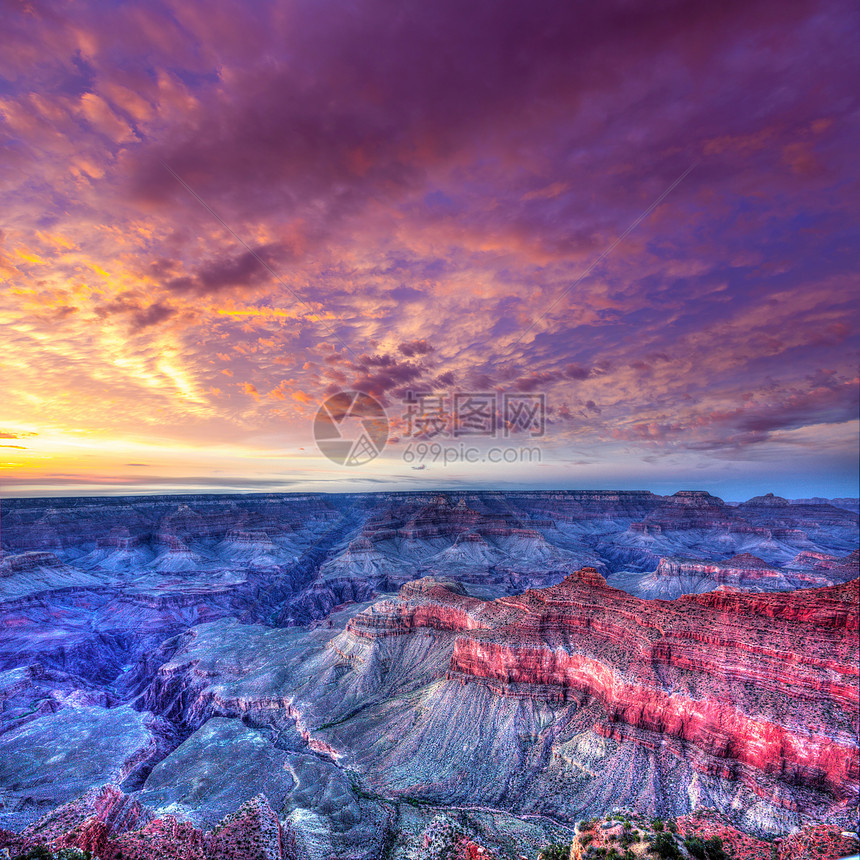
[338,571,858,809]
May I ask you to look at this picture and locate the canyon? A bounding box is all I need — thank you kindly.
[0,490,857,859]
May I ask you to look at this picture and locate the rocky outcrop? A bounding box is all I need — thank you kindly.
[418,816,497,860]
[21,784,154,855]
[1,788,295,860]
[611,489,857,572]
[745,493,791,506]
[0,552,65,575]
[629,491,733,532]
[563,808,859,860]
[790,548,859,578]
[346,577,490,639]
[608,552,856,598]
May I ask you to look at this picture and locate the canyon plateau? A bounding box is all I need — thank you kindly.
[0,490,857,860]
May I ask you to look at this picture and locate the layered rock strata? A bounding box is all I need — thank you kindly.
[607,551,859,598]
[345,571,858,814]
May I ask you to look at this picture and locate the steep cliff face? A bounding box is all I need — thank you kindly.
[346,578,490,639]
[316,570,858,832]
[16,784,155,855]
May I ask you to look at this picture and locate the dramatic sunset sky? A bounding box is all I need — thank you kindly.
[1,0,858,498]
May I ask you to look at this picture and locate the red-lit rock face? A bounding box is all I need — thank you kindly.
[348,569,859,805]
[1,790,288,860]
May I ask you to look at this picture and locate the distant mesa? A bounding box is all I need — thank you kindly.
[565,565,608,587]
[669,490,726,505]
[723,552,774,567]
[0,551,64,574]
[743,492,791,506]
[398,576,469,598]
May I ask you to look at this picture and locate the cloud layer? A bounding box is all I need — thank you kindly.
[0,0,858,495]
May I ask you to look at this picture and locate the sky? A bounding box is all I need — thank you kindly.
[1,0,858,500]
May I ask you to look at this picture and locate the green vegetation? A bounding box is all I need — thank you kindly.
[649,831,681,859]
[313,703,368,731]
[538,844,570,860]
[684,838,707,860]
[683,835,727,860]
[704,836,727,860]
[14,850,92,860]
[14,849,53,860]
[562,813,734,860]
[346,768,386,803]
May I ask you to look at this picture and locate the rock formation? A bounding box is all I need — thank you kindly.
[608,550,859,598]
[325,571,858,826]
[0,789,293,860]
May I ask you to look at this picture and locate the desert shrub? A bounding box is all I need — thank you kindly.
[703,836,727,860]
[684,837,707,859]
[15,848,53,860]
[668,833,726,860]
[538,844,569,860]
[650,831,681,859]
[421,815,468,859]
[652,819,665,832]
[667,820,678,834]
[579,833,594,845]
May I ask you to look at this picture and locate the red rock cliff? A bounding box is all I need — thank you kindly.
[350,570,859,803]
